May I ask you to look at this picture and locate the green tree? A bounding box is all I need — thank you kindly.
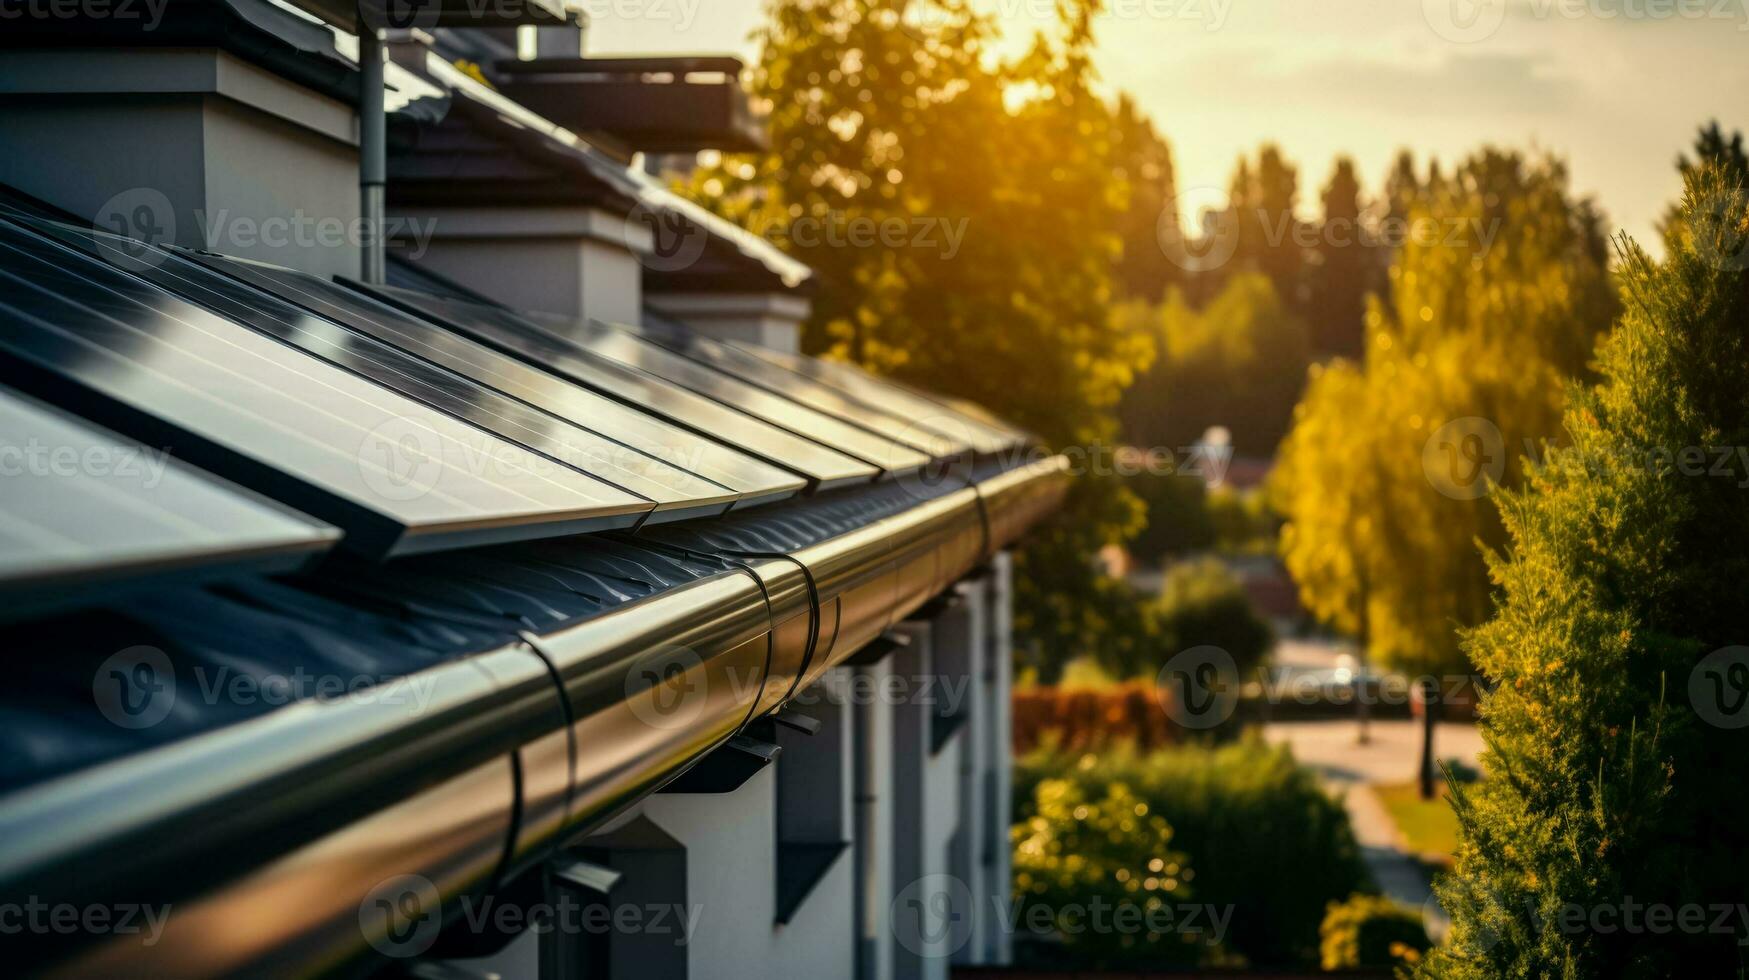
[1121,272,1310,456]
[1150,557,1272,680]
[1274,150,1616,675]
[684,0,1155,679]
[1311,157,1368,358]
[1112,94,1180,302]
[1223,144,1305,309]
[1421,166,1749,979]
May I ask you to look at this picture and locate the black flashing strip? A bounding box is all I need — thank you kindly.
[657,735,780,795]
[842,629,912,667]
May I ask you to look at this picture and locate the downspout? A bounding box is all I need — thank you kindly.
[358,26,386,284]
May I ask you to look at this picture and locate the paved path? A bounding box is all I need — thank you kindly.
[1262,719,1484,936]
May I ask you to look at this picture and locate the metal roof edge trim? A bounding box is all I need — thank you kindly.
[0,457,1072,977]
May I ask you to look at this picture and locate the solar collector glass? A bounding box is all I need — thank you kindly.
[0,218,649,557]
[182,253,804,511]
[0,385,336,608]
[346,283,881,491]
[558,315,975,460]
[522,318,935,475]
[726,342,1024,456]
[11,224,738,525]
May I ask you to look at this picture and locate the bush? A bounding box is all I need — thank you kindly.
[1125,470,1217,564]
[1011,778,1207,966]
[1150,558,1273,679]
[1011,682,1178,753]
[1424,164,1749,978]
[1206,486,1276,552]
[1014,736,1371,967]
[1320,893,1431,971]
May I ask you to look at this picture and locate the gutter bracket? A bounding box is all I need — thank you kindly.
[657,734,780,795]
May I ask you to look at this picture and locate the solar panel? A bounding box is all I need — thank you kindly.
[15,217,734,525]
[725,342,1024,456]
[0,216,652,558]
[513,317,935,475]
[346,282,880,491]
[547,314,976,460]
[179,252,803,512]
[0,385,336,615]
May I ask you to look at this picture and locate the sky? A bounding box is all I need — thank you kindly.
[585,0,1749,249]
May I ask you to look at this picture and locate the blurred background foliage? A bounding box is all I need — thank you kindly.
[1272,150,1618,676]
[1014,737,1373,968]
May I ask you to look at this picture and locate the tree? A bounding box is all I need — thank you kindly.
[683,0,1156,679]
[1663,120,1748,246]
[1221,144,1305,310]
[1311,157,1368,358]
[1150,557,1273,681]
[1422,165,1749,979]
[1273,149,1616,676]
[1121,272,1310,456]
[1111,94,1180,302]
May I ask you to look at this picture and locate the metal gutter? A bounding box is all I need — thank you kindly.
[0,451,1068,978]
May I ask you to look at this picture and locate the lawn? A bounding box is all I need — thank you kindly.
[1375,780,1461,864]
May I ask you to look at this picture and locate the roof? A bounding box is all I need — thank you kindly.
[386,52,813,290]
[0,197,1066,976]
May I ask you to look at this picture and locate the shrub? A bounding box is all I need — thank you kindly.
[1011,682,1178,753]
[1320,893,1431,971]
[1011,778,1206,966]
[1423,165,1749,978]
[1125,470,1217,564]
[1150,557,1273,679]
[1015,736,1370,967]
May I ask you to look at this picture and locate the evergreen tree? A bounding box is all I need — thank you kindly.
[1223,145,1304,310]
[1312,157,1368,358]
[1377,150,1424,303]
[1664,121,1748,248]
[1112,95,1180,302]
[1423,164,1749,979]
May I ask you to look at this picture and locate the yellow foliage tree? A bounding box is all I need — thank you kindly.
[1272,150,1616,674]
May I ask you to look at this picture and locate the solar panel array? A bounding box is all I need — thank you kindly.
[0,210,1031,593]
[347,283,883,490]
[0,384,335,614]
